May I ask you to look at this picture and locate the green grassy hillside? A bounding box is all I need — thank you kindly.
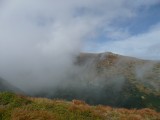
[0,92,160,120]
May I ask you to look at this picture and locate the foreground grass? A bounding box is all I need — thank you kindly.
[0,92,160,120]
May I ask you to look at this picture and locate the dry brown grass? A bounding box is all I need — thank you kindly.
[69,100,91,113]
[93,106,160,120]
[19,98,160,119]
[29,97,54,105]
[1,92,160,120]
[72,99,87,105]
[11,108,58,120]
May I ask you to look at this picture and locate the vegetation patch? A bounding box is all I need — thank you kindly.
[0,92,159,120]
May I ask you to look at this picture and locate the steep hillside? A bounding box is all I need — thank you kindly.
[0,92,159,120]
[35,52,160,111]
[0,77,21,93]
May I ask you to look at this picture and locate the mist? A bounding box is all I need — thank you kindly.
[0,0,159,95]
[0,0,96,92]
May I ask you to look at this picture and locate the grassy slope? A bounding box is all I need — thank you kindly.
[0,92,160,120]
[96,53,160,110]
[33,52,160,112]
[77,52,160,110]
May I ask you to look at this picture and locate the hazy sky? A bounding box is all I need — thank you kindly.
[0,0,160,60]
[0,0,160,91]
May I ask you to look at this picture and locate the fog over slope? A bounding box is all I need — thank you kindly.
[0,77,21,92]
[0,0,160,94]
[33,52,160,110]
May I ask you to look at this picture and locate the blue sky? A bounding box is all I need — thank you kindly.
[121,3,160,35]
[83,2,160,60]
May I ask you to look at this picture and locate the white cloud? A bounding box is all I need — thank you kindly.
[94,23,160,60]
[0,0,159,92]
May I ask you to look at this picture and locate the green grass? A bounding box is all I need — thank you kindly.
[0,92,160,120]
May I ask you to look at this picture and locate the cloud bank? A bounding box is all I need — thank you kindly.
[0,0,159,92]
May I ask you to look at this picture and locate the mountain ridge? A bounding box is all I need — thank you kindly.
[34,52,160,111]
[1,52,160,111]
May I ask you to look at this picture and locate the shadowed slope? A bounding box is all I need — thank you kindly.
[35,52,160,111]
[0,77,22,93]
